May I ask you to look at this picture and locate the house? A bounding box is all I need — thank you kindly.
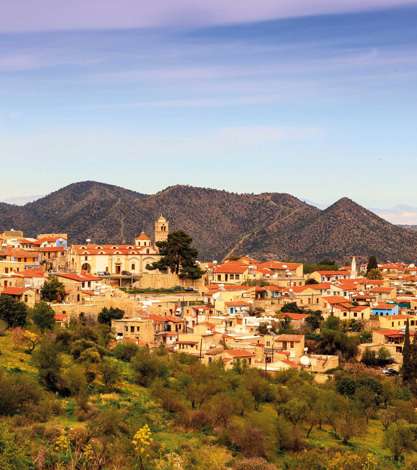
[334,305,372,321]
[309,270,350,283]
[278,312,309,329]
[112,317,155,345]
[224,300,252,315]
[254,261,304,286]
[210,261,249,284]
[371,303,399,317]
[0,287,37,307]
[378,314,417,330]
[274,334,305,360]
[54,272,102,303]
[222,349,256,369]
[368,329,416,363]
[0,247,40,274]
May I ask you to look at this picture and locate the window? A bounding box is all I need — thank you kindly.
[131,264,135,270]
[130,326,134,333]
[125,326,128,332]
[136,326,140,331]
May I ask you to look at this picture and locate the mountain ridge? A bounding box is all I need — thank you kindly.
[0,181,416,263]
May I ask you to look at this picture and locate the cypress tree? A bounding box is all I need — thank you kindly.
[367,256,378,273]
[410,328,417,393]
[402,320,413,384]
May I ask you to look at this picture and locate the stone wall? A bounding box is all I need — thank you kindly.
[133,272,206,291]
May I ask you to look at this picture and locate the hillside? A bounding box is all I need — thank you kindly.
[0,181,417,263]
[1,325,415,469]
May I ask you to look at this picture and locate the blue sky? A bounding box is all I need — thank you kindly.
[1,2,417,222]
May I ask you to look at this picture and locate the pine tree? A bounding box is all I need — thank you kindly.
[401,320,413,385]
[147,230,204,279]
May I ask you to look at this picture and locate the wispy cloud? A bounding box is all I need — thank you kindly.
[1,1,417,33]
[374,206,417,225]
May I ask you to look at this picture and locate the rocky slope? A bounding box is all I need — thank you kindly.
[0,181,416,263]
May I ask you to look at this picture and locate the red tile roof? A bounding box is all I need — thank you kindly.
[213,262,248,274]
[373,303,397,310]
[224,349,255,358]
[1,287,26,296]
[56,273,101,282]
[275,334,304,342]
[135,232,151,240]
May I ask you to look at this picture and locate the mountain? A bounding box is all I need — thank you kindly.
[0,181,416,263]
[401,225,417,232]
[2,195,43,205]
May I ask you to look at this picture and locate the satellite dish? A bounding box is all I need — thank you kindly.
[300,355,311,367]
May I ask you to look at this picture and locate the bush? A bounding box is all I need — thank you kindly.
[0,369,44,416]
[98,307,124,325]
[0,295,27,328]
[131,349,169,387]
[113,342,139,362]
[31,302,55,331]
[41,277,65,302]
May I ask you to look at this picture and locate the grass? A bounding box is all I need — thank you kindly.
[0,333,37,374]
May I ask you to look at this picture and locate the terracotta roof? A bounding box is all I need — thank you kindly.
[38,235,66,243]
[0,247,40,258]
[315,270,349,276]
[350,305,370,312]
[71,244,156,256]
[22,269,45,278]
[135,232,151,240]
[1,287,26,296]
[323,295,349,304]
[213,262,248,274]
[146,314,185,323]
[373,329,409,337]
[54,313,67,321]
[225,300,251,307]
[38,247,65,253]
[257,261,302,271]
[309,282,332,290]
[280,313,309,320]
[224,349,255,358]
[275,334,304,342]
[373,303,397,310]
[56,273,101,282]
[386,315,414,320]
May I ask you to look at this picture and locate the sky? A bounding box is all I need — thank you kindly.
[1,1,417,222]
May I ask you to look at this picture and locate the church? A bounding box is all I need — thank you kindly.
[69,216,169,277]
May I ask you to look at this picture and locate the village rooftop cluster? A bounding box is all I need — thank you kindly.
[1,217,416,375]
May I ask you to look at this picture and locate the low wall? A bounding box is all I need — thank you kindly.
[50,295,140,320]
[133,272,206,291]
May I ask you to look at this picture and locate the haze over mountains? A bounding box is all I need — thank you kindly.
[0,181,416,263]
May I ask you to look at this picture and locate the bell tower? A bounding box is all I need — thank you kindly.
[154,215,169,243]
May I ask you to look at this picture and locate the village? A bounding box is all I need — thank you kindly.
[1,216,416,379]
